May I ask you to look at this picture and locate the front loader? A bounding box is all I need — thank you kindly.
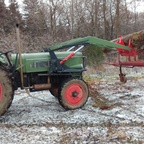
[0,26,130,116]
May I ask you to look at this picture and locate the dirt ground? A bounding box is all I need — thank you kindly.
[0,67,144,144]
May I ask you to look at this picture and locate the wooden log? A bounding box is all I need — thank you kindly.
[111,29,144,49]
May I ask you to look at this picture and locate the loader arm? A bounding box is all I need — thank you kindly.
[45,36,130,52]
[44,36,130,74]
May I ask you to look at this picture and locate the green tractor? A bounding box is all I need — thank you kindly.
[0,27,130,116]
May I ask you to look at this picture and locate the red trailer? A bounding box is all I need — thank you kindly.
[109,36,144,83]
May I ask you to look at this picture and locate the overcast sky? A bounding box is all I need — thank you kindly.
[5,0,144,13]
[5,0,23,7]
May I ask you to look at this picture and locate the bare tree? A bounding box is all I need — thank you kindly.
[115,0,120,37]
[0,1,9,34]
[23,0,47,36]
[102,0,107,39]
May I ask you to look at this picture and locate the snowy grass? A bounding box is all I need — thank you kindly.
[0,66,144,143]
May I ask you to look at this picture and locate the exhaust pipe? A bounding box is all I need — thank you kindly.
[33,83,51,90]
[33,77,51,90]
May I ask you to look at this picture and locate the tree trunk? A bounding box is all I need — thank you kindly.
[115,0,120,37]
[111,29,144,49]
[103,0,107,39]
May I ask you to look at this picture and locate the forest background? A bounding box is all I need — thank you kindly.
[0,0,144,64]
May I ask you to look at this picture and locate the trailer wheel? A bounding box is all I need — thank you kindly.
[58,79,89,110]
[119,74,127,83]
[0,69,14,116]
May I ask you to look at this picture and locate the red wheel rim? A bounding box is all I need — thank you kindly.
[0,83,3,101]
[64,83,85,106]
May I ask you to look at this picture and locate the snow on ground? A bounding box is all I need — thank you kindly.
[0,69,144,143]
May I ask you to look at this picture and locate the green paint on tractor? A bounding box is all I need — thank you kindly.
[48,36,130,51]
[11,52,83,73]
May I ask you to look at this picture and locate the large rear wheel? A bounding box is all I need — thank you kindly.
[58,79,89,110]
[0,68,14,116]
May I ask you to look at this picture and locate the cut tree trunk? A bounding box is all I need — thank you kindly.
[111,29,144,49]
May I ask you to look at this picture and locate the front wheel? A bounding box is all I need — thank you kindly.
[58,79,89,110]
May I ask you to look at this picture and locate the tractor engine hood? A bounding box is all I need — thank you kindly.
[11,52,83,73]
